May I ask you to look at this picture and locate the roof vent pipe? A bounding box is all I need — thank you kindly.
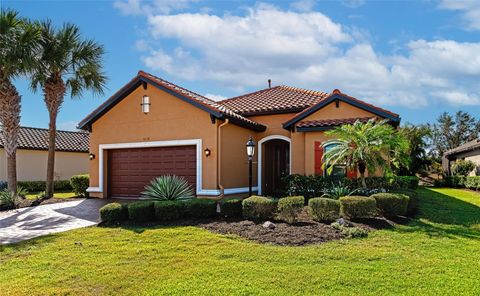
[268,79,271,88]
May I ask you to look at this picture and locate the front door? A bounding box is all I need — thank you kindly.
[263,139,290,197]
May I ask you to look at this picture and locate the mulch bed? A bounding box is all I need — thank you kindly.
[198,210,398,246]
[15,197,81,209]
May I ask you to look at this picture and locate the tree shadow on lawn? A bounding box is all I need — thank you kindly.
[394,188,480,240]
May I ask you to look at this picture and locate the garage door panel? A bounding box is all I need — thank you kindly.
[108,146,197,197]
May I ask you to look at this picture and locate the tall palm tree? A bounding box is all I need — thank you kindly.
[0,10,39,192]
[31,21,106,198]
[322,119,410,188]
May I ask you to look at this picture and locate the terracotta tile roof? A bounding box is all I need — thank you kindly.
[296,117,375,129]
[219,86,329,116]
[0,126,89,153]
[79,71,266,131]
[444,138,480,156]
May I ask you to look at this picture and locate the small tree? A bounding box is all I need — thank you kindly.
[323,119,410,188]
[30,21,106,198]
[451,160,476,177]
[0,10,39,192]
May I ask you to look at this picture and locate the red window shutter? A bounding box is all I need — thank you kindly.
[314,141,323,176]
[347,167,357,179]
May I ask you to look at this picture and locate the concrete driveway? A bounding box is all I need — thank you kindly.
[0,199,110,245]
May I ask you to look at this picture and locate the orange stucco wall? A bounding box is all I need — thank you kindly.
[88,84,219,197]
[303,100,377,121]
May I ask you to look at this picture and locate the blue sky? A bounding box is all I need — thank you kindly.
[3,0,480,130]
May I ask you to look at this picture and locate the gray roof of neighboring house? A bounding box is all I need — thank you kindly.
[0,126,89,153]
[444,138,480,157]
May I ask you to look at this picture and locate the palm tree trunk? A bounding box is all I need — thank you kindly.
[43,75,65,198]
[0,77,21,193]
[358,162,367,188]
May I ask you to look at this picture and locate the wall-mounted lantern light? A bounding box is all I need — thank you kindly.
[246,136,256,196]
[141,95,150,114]
[204,148,211,157]
[89,153,95,160]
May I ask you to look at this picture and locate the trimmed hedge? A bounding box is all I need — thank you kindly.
[154,200,187,221]
[391,189,419,217]
[283,174,419,198]
[465,176,480,190]
[70,174,89,198]
[339,196,377,219]
[100,203,128,223]
[242,196,277,221]
[308,197,340,222]
[184,198,217,219]
[127,201,155,222]
[16,180,72,192]
[220,198,243,218]
[370,193,409,217]
[277,196,304,224]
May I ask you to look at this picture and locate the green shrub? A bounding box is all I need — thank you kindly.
[392,176,419,190]
[154,200,186,221]
[184,198,217,219]
[451,159,476,176]
[465,176,480,190]
[339,196,377,219]
[16,180,73,193]
[433,178,446,187]
[308,197,340,222]
[277,196,304,224]
[142,175,194,200]
[370,193,409,217]
[127,201,155,222]
[242,196,277,221]
[0,181,7,191]
[391,189,419,217]
[331,222,368,238]
[0,190,16,210]
[445,176,466,188]
[70,174,89,197]
[100,203,128,223]
[220,198,243,218]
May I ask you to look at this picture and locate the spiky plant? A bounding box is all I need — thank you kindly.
[142,175,194,201]
[0,189,17,210]
[321,183,358,200]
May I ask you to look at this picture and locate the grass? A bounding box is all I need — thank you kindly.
[0,187,479,295]
[24,191,76,199]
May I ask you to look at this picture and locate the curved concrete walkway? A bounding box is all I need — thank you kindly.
[0,199,110,245]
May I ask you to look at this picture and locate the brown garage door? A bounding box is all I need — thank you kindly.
[108,146,196,197]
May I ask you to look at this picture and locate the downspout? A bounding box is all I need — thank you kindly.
[217,119,229,198]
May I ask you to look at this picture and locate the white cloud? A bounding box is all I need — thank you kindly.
[58,121,80,131]
[114,0,198,15]
[205,93,227,101]
[290,0,316,12]
[439,0,480,30]
[134,4,480,108]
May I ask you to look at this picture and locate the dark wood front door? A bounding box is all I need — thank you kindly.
[263,139,290,197]
[108,146,196,198]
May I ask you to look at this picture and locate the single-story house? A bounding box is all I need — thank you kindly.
[79,71,400,198]
[443,139,480,176]
[0,126,89,182]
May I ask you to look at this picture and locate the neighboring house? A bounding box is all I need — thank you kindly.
[79,71,400,198]
[0,127,89,182]
[443,139,480,176]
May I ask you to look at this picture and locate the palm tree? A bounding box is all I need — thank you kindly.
[31,21,106,198]
[322,119,410,188]
[0,10,39,192]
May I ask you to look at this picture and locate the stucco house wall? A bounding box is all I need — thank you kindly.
[0,149,88,181]
[447,150,480,176]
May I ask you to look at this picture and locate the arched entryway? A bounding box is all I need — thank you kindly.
[258,135,291,196]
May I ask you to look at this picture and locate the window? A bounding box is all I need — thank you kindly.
[323,143,347,178]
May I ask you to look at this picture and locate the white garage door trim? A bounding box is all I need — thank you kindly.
[87,139,216,196]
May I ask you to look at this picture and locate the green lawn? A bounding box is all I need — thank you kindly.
[24,191,76,199]
[1,188,479,295]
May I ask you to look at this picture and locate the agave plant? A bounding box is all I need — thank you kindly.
[0,189,17,210]
[321,183,358,200]
[142,175,194,200]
